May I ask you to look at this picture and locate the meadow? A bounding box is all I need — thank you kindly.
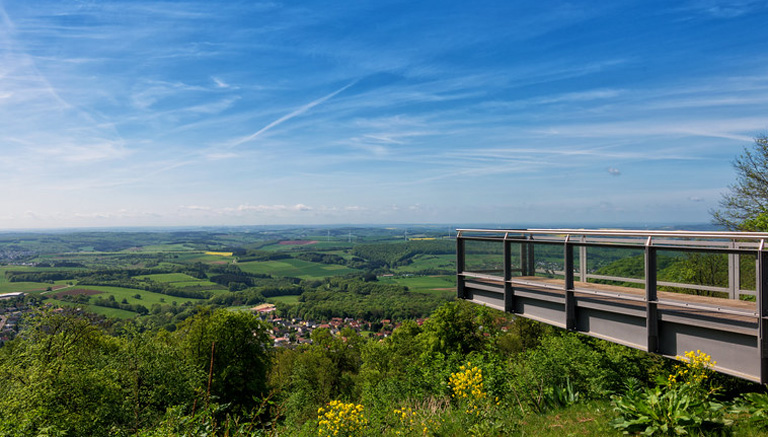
[238,258,361,279]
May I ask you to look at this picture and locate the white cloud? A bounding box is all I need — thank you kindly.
[212,76,231,89]
[608,167,621,176]
[236,204,313,212]
[228,81,356,148]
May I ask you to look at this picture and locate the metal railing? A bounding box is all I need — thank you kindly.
[457,228,768,300]
[456,228,768,382]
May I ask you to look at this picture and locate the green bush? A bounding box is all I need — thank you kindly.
[612,351,732,436]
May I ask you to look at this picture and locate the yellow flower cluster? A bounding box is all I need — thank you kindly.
[668,350,716,386]
[392,407,439,436]
[317,400,367,437]
[449,364,487,401]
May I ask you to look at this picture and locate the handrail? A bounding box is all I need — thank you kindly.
[456,227,768,382]
[456,228,764,301]
[457,228,768,241]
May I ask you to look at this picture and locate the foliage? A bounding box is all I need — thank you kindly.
[176,309,272,413]
[316,400,368,437]
[420,300,490,355]
[612,351,731,436]
[280,277,451,322]
[0,308,199,437]
[712,134,768,230]
[449,364,486,400]
[390,406,441,436]
[732,391,768,430]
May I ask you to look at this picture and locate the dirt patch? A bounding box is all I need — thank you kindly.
[53,288,104,298]
[278,240,318,246]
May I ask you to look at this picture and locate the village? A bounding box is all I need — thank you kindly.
[252,303,424,347]
[0,297,429,349]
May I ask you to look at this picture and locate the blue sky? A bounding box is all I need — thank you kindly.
[0,0,767,229]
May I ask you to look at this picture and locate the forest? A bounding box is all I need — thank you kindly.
[3,301,768,436]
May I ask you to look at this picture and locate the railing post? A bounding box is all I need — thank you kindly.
[526,237,535,276]
[728,241,740,299]
[579,235,587,283]
[503,234,515,313]
[520,238,529,276]
[456,232,466,299]
[564,235,576,330]
[758,240,768,383]
[645,237,659,353]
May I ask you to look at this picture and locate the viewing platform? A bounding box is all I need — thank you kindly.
[456,228,768,382]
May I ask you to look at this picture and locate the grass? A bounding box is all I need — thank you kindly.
[392,254,455,273]
[172,280,221,288]
[50,285,205,306]
[43,298,139,319]
[267,295,300,304]
[173,253,233,264]
[257,240,356,252]
[0,281,60,293]
[238,259,360,279]
[378,275,456,294]
[516,400,620,436]
[131,244,195,251]
[136,273,199,283]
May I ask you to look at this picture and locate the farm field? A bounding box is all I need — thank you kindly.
[266,295,300,304]
[238,258,360,278]
[378,275,456,296]
[392,254,454,273]
[135,273,221,288]
[43,285,205,306]
[42,297,140,319]
[172,252,233,264]
[0,281,67,294]
[131,243,195,252]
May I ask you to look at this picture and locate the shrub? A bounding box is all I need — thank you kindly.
[612,351,732,436]
[316,400,368,437]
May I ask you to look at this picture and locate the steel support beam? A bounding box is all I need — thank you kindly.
[503,235,515,313]
[457,235,466,299]
[645,239,659,353]
[758,241,768,383]
[526,240,535,276]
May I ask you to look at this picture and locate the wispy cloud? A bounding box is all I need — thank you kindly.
[678,0,768,18]
[227,81,356,148]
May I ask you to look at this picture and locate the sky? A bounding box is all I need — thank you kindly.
[0,0,767,230]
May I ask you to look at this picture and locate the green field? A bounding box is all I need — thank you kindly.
[130,244,195,252]
[267,295,300,304]
[172,253,233,264]
[137,273,198,282]
[392,254,455,273]
[43,298,139,319]
[238,259,360,278]
[136,273,217,287]
[257,240,356,252]
[46,285,205,306]
[378,275,456,295]
[0,281,57,293]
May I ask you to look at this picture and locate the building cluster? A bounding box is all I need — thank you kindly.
[254,305,426,348]
[0,301,27,345]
